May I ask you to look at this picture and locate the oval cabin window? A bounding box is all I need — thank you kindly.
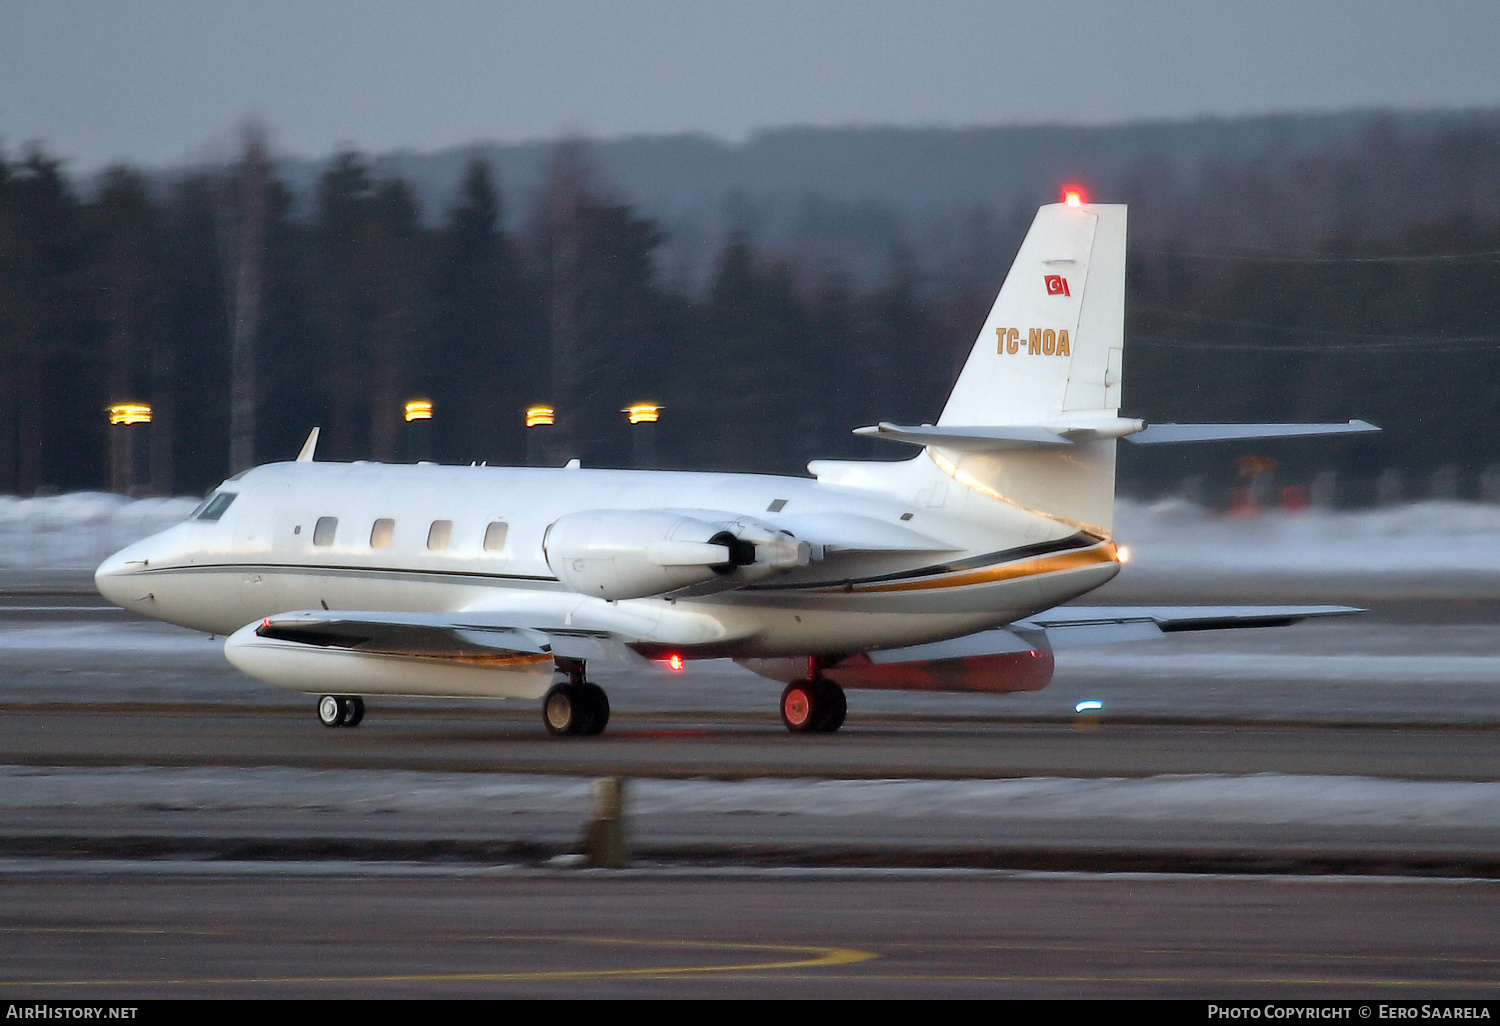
[370,519,394,549]
[427,520,453,551]
[483,521,508,552]
[313,517,338,546]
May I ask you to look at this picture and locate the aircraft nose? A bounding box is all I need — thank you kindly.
[94,541,153,612]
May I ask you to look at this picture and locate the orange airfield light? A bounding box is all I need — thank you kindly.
[525,406,555,428]
[107,403,152,426]
[403,399,433,423]
[623,402,661,425]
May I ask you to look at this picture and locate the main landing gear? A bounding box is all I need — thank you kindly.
[780,663,846,734]
[317,694,365,728]
[542,659,611,736]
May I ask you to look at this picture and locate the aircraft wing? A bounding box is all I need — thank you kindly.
[252,609,649,665]
[1011,604,1363,648]
[838,604,1357,664]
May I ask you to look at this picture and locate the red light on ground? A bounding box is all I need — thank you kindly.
[1063,189,1084,207]
[668,654,684,671]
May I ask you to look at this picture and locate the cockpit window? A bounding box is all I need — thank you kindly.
[196,492,238,521]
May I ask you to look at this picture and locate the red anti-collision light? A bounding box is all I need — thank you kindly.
[1063,189,1084,207]
[668,654,684,671]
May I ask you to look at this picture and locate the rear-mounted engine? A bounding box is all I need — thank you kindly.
[544,509,810,600]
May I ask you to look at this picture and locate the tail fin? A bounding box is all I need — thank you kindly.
[935,201,1127,535]
[941,200,1126,424]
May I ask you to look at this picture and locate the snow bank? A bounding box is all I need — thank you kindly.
[1114,498,1500,576]
[3,766,1496,829]
[0,493,199,572]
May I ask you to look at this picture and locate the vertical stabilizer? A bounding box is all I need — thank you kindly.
[933,201,1127,535]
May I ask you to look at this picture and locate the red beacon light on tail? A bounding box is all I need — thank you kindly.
[1063,189,1084,207]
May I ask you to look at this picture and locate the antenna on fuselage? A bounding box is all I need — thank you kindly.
[296,427,320,462]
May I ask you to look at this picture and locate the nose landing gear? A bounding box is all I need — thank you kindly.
[317,694,365,728]
[542,659,611,736]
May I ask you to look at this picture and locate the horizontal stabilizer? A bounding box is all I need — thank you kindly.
[1125,420,1379,444]
[854,417,1144,452]
[855,418,1377,451]
[1013,604,1363,649]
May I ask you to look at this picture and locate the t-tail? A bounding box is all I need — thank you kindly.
[856,196,1377,536]
[858,197,1130,536]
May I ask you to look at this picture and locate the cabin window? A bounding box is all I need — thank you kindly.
[483,521,509,552]
[196,492,238,521]
[370,519,395,549]
[427,520,453,551]
[313,517,338,546]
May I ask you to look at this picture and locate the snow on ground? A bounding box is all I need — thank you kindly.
[1114,498,1500,576]
[0,621,223,653]
[3,492,1500,578]
[0,493,198,573]
[2,765,1496,829]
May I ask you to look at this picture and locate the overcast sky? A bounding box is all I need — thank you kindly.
[4,0,1499,169]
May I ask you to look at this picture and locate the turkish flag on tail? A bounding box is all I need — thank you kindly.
[1044,275,1070,296]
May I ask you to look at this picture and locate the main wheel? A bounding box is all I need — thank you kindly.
[578,683,610,736]
[317,694,346,728]
[343,696,365,727]
[543,684,584,736]
[780,681,820,733]
[815,681,846,733]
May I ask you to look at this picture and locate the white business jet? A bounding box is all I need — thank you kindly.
[96,195,1376,736]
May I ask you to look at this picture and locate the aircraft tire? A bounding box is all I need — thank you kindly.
[780,681,820,733]
[343,696,365,727]
[317,695,345,728]
[543,683,584,736]
[579,683,610,736]
[814,682,846,733]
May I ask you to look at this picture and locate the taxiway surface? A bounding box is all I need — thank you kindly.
[2,869,1498,998]
[3,592,1500,997]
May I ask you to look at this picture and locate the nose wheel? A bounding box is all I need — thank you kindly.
[780,679,846,733]
[317,694,365,728]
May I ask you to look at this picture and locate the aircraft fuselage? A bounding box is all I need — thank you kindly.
[95,456,1121,659]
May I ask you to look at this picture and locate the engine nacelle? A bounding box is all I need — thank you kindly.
[545,510,810,600]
